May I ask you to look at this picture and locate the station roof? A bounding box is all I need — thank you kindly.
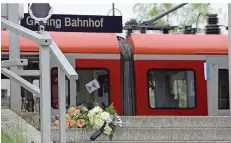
[1,31,120,54]
[130,33,228,55]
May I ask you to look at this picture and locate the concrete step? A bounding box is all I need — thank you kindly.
[3,108,231,142]
[63,141,231,142]
[83,141,231,143]
[51,128,231,142]
[51,116,231,129]
[121,116,231,128]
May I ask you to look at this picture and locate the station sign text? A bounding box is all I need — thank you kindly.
[21,13,123,33]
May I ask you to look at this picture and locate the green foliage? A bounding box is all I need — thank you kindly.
[133,3,221,29]
[105,104,116,116]
[1,123,26,143]
[79,104,89,112]
[1,131,15,143]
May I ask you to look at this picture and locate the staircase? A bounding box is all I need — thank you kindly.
[2,108,231,142]
[51,116,231,143]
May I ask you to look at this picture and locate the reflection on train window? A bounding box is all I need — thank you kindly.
[218,69,230,109]
[148,70,195,108]
[76,69,110,109]
[51,67,70,109]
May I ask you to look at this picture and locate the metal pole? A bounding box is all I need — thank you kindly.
[228,4,231,116]
[112,3,115,16]
[8,4,21,112]
[58,67,66,143]
[143,3,187,24]
[39,27,51,143]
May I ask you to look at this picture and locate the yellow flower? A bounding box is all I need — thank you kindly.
[69,119,76,128]
[68,107,76,114]
[66,114,71,121]
[77,119,86,128]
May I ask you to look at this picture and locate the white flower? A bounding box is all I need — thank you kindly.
[88,107,102,118]
[103,125,112,135]
[87,110,95,118]
[94,118,104,129]
[92,106,103,114]
[89,117,95,125]
[100,112,110,121]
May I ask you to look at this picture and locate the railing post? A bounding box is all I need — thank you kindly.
[228,4,231,116]
[58,67,66,143]
[8,4,21,112]
[2,10,78,142]
[39,27,51,143]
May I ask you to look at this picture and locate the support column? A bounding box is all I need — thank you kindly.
[39,31,51,143]
[67,55,77,106]
[8,4,21,112]
[228,4,231,116]
[58,67,66,143]
[70,80,77,106]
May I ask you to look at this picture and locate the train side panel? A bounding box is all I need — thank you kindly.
[134,59,207,116]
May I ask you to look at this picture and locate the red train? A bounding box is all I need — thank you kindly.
[1,31,229,116]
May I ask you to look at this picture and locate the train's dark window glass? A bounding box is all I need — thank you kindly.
[76,69,110,109]
[148,70,195,109]
[51,67,70,109]
[218,69,230,109]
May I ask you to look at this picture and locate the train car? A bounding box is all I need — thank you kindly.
[129,34,229,116]
[1,30,229,116]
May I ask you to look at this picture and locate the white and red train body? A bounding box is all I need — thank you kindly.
[1,31,229,116]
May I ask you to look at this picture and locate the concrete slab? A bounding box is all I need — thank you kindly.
[63,141,231,143]
[121,116,231,128]
[51,128,231,142]
[1,109,51,143]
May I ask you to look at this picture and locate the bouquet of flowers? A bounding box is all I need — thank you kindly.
[88,103,122,140]
[53,104,90,128]
[53,103,122,141]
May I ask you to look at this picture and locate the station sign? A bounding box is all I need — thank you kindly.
[20,13,123,33]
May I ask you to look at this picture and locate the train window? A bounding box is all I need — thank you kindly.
[76,69,110,109]
[51,67,70,109]
[148,69,195,109]
[218,69,230,109]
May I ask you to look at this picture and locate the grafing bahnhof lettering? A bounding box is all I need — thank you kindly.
[25,16,104,28]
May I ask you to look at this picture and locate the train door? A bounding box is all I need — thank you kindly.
[75,57,122,115]
[206,56,230,116]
